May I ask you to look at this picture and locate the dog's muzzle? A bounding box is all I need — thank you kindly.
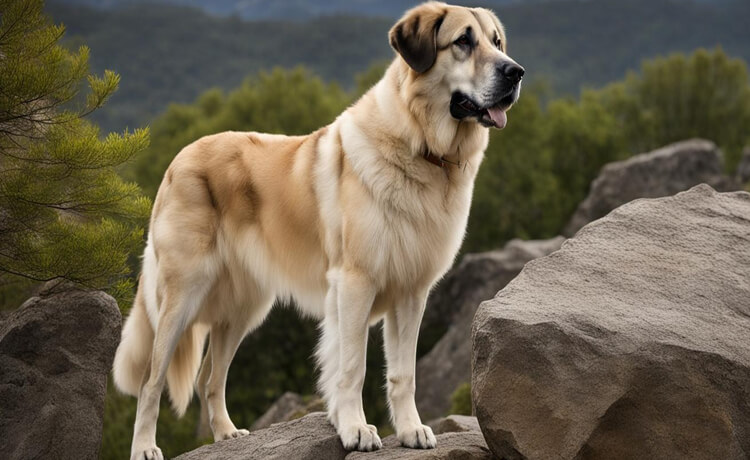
[450,89,517,129]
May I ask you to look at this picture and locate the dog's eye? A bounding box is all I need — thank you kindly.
[494,39,502,50]
[454,35,471,47]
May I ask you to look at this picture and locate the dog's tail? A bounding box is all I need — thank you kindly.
[113,242,207,418]
[113,272,155,399]
[165,322,207,417]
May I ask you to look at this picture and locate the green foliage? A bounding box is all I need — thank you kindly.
[597,48,750,169]
[449,383,473,416]
[0,0,150,310]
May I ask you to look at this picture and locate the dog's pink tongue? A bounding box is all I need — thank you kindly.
[487,107,507,129]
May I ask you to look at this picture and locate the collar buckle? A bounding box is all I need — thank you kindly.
[422,150,461,169]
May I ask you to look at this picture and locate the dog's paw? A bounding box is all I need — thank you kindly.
[398,424,437,449]
[339,423,382,452]
[217,428,250,441]
[131,446,163,460]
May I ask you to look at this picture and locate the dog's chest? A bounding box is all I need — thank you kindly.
[353,169,475,288]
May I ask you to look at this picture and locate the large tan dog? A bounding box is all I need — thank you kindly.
[113,2,523,458]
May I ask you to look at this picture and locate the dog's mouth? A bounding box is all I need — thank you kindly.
[450,92,516,129]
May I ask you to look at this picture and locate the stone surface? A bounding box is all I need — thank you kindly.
[176,412,348,460]
[564,139,741,236]
[250,391,306,430]
[473,185,750,460]
[0,289,122,460]
[179,411,491,460]
[416,237,564,420]
[429,415,481,435]
[346,431,493,460]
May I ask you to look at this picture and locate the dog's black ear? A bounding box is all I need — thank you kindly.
[389,4,446,74]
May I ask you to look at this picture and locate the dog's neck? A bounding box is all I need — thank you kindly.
[383,59,488,167]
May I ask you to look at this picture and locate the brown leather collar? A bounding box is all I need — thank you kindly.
[422,150,461,169]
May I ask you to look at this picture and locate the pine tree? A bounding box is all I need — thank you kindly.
[0,0,150,309]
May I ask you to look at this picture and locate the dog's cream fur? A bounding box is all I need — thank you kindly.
[113,2,522,458]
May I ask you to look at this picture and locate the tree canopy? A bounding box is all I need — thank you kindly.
[0,0,150,309]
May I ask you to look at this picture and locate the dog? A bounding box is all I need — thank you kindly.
[113,2,523,458]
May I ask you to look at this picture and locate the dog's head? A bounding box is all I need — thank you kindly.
[389,2,523,129]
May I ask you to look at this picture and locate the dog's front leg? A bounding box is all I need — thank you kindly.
[334,268,382,451]
[383,290,436,449]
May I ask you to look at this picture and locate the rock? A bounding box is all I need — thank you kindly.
[429,415,481,435]
[176,412,348,460]
[346,431,493,460]
[420,237,565,352]
[0,289,122,460]
[201,391,323,437]
[473,185,750,460]
[251,392,325,430]
[737,146,750,183]
[251,392,306,430]
[564,139,741,236]
[179,412,491,460]
[416,237,564,420]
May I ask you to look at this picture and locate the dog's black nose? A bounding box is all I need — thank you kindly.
[499,62,525,84]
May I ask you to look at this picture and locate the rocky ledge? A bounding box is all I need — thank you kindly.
[175,412,491,460]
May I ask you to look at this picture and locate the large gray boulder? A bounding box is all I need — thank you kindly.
[416,237,564,420]
[564,139,740,236]
[473,185,750,460]
[0,288,122,460]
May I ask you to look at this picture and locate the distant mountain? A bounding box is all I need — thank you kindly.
[46,0,750,133]
[49,0,507,20]
[49,0,736,20]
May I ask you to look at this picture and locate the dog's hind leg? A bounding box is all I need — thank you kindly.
[383,289,436,449]
[130,273,214,460]
[195,338,212,439]
[200,297,274,441]
[333,269,382,452]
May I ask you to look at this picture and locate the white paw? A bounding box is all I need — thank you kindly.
[131,446,163,460]
[398,424,437,449]
[217,428,250,441]
[339,423,382,452]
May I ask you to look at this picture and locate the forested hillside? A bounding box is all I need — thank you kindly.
[47,0,750,133]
